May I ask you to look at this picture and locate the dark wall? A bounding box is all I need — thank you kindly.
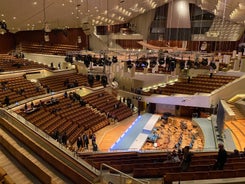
[96,23,129,35]
[15,28,88,49]
[188,41,239,52]
[165,28,192,40]
[0,32,16,53]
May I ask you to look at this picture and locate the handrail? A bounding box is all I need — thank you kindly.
[210,114,218,149]
[100,163,150,184]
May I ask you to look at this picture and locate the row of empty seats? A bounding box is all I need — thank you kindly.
[82,90,133,121]
[80,150,245,181]
[38,73,102,92]
[0,54,50,72]
[225,120,245,151]
[0,76,46,106]
[20,42,80,56]
[17,95,109,145]
[145,74,238,96]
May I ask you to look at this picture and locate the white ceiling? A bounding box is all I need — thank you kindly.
[0,0,245,33]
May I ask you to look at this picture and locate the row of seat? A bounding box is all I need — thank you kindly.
[145,74,238,96]
[82,91,133,121]
[225,120,245,150]
[21,42,80,56]
[0,54,50,72]
[0,76,46,106]
[18,95,109,145]
[38,73,102,92]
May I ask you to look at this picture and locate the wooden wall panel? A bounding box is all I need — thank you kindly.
[15,28,88,49]
[0,32,15,53]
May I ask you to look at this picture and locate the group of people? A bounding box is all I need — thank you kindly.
[76,133,98,152]
[164,143,229,172]
[64,78,79,89]
[51,129,68,146]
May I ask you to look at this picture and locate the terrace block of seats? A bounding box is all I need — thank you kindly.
[82,90,132,122]
[16,96,109,145]
[21,42,80,56]
[151,74,239,96]
[0,76,46,106]
[38,73,102,92]
[0,54,50,72]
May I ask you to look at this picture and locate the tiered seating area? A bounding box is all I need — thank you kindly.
[38,73,102,92]
[21,42,80,55]
[82,90,133,121]
[0,76,46,106]
[164,156,245,184]
[0,54,50,72]
[148,74,238,95]
[192,17,244,41]
[229,104,245,120]
[225,120,245,151]
[17,96,109,145]
[80,150,245,182]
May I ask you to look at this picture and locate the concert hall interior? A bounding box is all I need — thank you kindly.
[0,0,245,183]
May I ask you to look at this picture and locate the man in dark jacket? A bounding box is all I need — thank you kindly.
[213,143,227,170]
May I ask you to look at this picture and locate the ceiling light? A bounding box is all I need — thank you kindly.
[33,1,37,5]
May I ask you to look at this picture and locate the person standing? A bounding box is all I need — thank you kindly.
[213,143,227,170]
[83,133,89,149]
[76,136,83,151]
[180,146,192,171]
[91,133,96,146]
[62,132,67,146]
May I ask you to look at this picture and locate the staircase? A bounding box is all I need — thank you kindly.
[0,125,73,184]
[229,104,245,120]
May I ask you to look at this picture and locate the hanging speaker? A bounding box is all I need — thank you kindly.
[44,33,50,42]
[77,36,82,43]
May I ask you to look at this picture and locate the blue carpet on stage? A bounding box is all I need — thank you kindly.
[110,113,153,151]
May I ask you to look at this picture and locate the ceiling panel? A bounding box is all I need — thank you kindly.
[0,0,244,33]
